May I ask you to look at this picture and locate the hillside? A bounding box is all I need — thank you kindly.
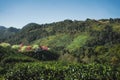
[0,26,6,30]
[0,18,120,44]
[0,27,20,42]
[0,18,120,79]
[0,18,120,63]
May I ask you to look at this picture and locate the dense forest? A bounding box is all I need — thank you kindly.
[0,18,120,80]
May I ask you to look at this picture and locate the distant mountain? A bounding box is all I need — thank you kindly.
[21,23,41,32]
[0,26,20,42]
[0,26,6,30]
[22,23,40,29]
[7,23,46,44]
[7,27,20,32]
[0,18,120,45]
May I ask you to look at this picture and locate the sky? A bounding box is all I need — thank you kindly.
[0,0,120,28]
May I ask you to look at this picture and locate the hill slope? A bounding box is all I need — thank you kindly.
[0,18,120,63]
[0,26,20,42]
[0,18,120,79]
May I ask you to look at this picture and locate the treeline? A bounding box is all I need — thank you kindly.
[0,18,120,64]
[0,18,119,44]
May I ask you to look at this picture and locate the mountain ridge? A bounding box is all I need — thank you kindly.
[0,18,120,44]
[0,26,6,30]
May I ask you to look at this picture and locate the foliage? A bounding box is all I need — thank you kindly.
[22,50,59,61]
[0,43,11,48]
[0,46,37,66]
[66,34,89,53]
[11,45,20,50]
[59,53,78,63]
[20,46,27,52]
[0,18,120,79]
[32,44,39,50]
[5,62,120,80]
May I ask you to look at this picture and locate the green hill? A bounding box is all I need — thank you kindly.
[0,18,120,79]
[0,18,120,63]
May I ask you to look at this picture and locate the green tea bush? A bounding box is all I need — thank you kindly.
[22,50,59,61]
[5,62,120,80]
[11,45,20,50]
[32,45,39,50]
[0,66,3,74]
[0,43,11,48]
[1,55,35,65]
[0,46,37,66]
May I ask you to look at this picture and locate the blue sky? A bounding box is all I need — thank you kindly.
[0,0,120,28]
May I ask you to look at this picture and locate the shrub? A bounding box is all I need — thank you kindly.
[5,62,120,80]
[0,46,37,66]
[1,55,35,65]
[0,66,3,74]
[0,43,11,48]
[11,45,20,50]
[59,53,78,63]
[32,45,39,50]
[20,46,27,52]
[23,50,59,61]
